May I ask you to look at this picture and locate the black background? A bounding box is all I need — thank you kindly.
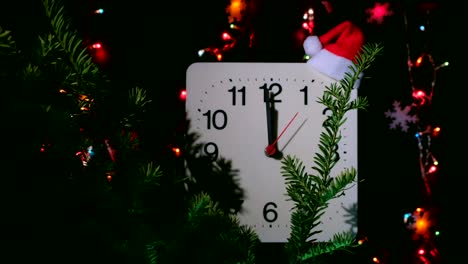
[1,0,457,263]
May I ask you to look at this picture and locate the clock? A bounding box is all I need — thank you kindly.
[185,62,358,243]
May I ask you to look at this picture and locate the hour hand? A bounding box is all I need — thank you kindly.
[264,90,281,158]
[265,90,274,146]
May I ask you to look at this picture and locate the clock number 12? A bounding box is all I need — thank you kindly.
[259,83,282,103]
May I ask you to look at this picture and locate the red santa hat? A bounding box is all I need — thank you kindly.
[303,20,365,84]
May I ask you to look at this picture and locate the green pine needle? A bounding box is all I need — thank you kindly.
[281,42,383,262]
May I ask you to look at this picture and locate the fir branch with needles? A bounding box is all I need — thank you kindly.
[0,26,17,56]
[281,43,383,263]
[42,0,108,97]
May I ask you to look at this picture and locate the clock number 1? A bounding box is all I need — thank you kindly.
[203,110,227,130]
[300,86,308,105]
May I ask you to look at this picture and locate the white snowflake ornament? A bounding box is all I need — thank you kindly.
[384,101,418,132]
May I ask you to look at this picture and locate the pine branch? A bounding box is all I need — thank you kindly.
[282,43,383,263]
[141,162,163,186]
[0,26,17,56]
[42,0,108,97]
[121,86,153,128]
[300,232,358,262]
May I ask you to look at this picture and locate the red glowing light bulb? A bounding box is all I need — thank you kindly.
[222,32,232,41]
[416,56,423,66]
[179,90,187,100]
[92,42,102,49]
[172,147,181,157]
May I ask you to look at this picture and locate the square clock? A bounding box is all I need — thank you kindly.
[186,62,358,243]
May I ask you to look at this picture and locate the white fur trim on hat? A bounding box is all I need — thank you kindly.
[303,36,322,57]
[306,49,362,87]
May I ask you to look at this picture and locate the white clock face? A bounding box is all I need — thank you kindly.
[186,62,358,243]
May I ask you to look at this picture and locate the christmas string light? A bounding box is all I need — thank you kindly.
[76,145,94,166]
[226,0,246,24]
[172,147,181,157]
[58,88,95,113]
[198,29,238,61]
[403,206,441,263]
[402,8,447,198]
[179,89,187,100]
[198,0,248,61]
[390,6,446,263]
[302,8,315,34]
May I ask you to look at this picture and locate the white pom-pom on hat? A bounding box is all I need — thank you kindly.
[303,20,365,84]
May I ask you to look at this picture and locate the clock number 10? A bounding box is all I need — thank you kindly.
[202,110,227,130]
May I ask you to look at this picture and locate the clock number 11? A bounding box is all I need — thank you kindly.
[228,86,246,105]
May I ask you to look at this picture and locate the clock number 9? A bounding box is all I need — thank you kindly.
[202,109,227,130]
[203,142,219,161]
[263,202,278,223]
[259,83,282,103]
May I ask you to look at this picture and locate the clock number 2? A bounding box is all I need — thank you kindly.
[263,202,278,223]
[259,83,282,103]
[202,109,227,130]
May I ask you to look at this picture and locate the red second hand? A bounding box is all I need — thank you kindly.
[265,112,299,156]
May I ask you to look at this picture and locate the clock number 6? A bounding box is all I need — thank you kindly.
[263,202,278,223]
[203,109,227,130]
